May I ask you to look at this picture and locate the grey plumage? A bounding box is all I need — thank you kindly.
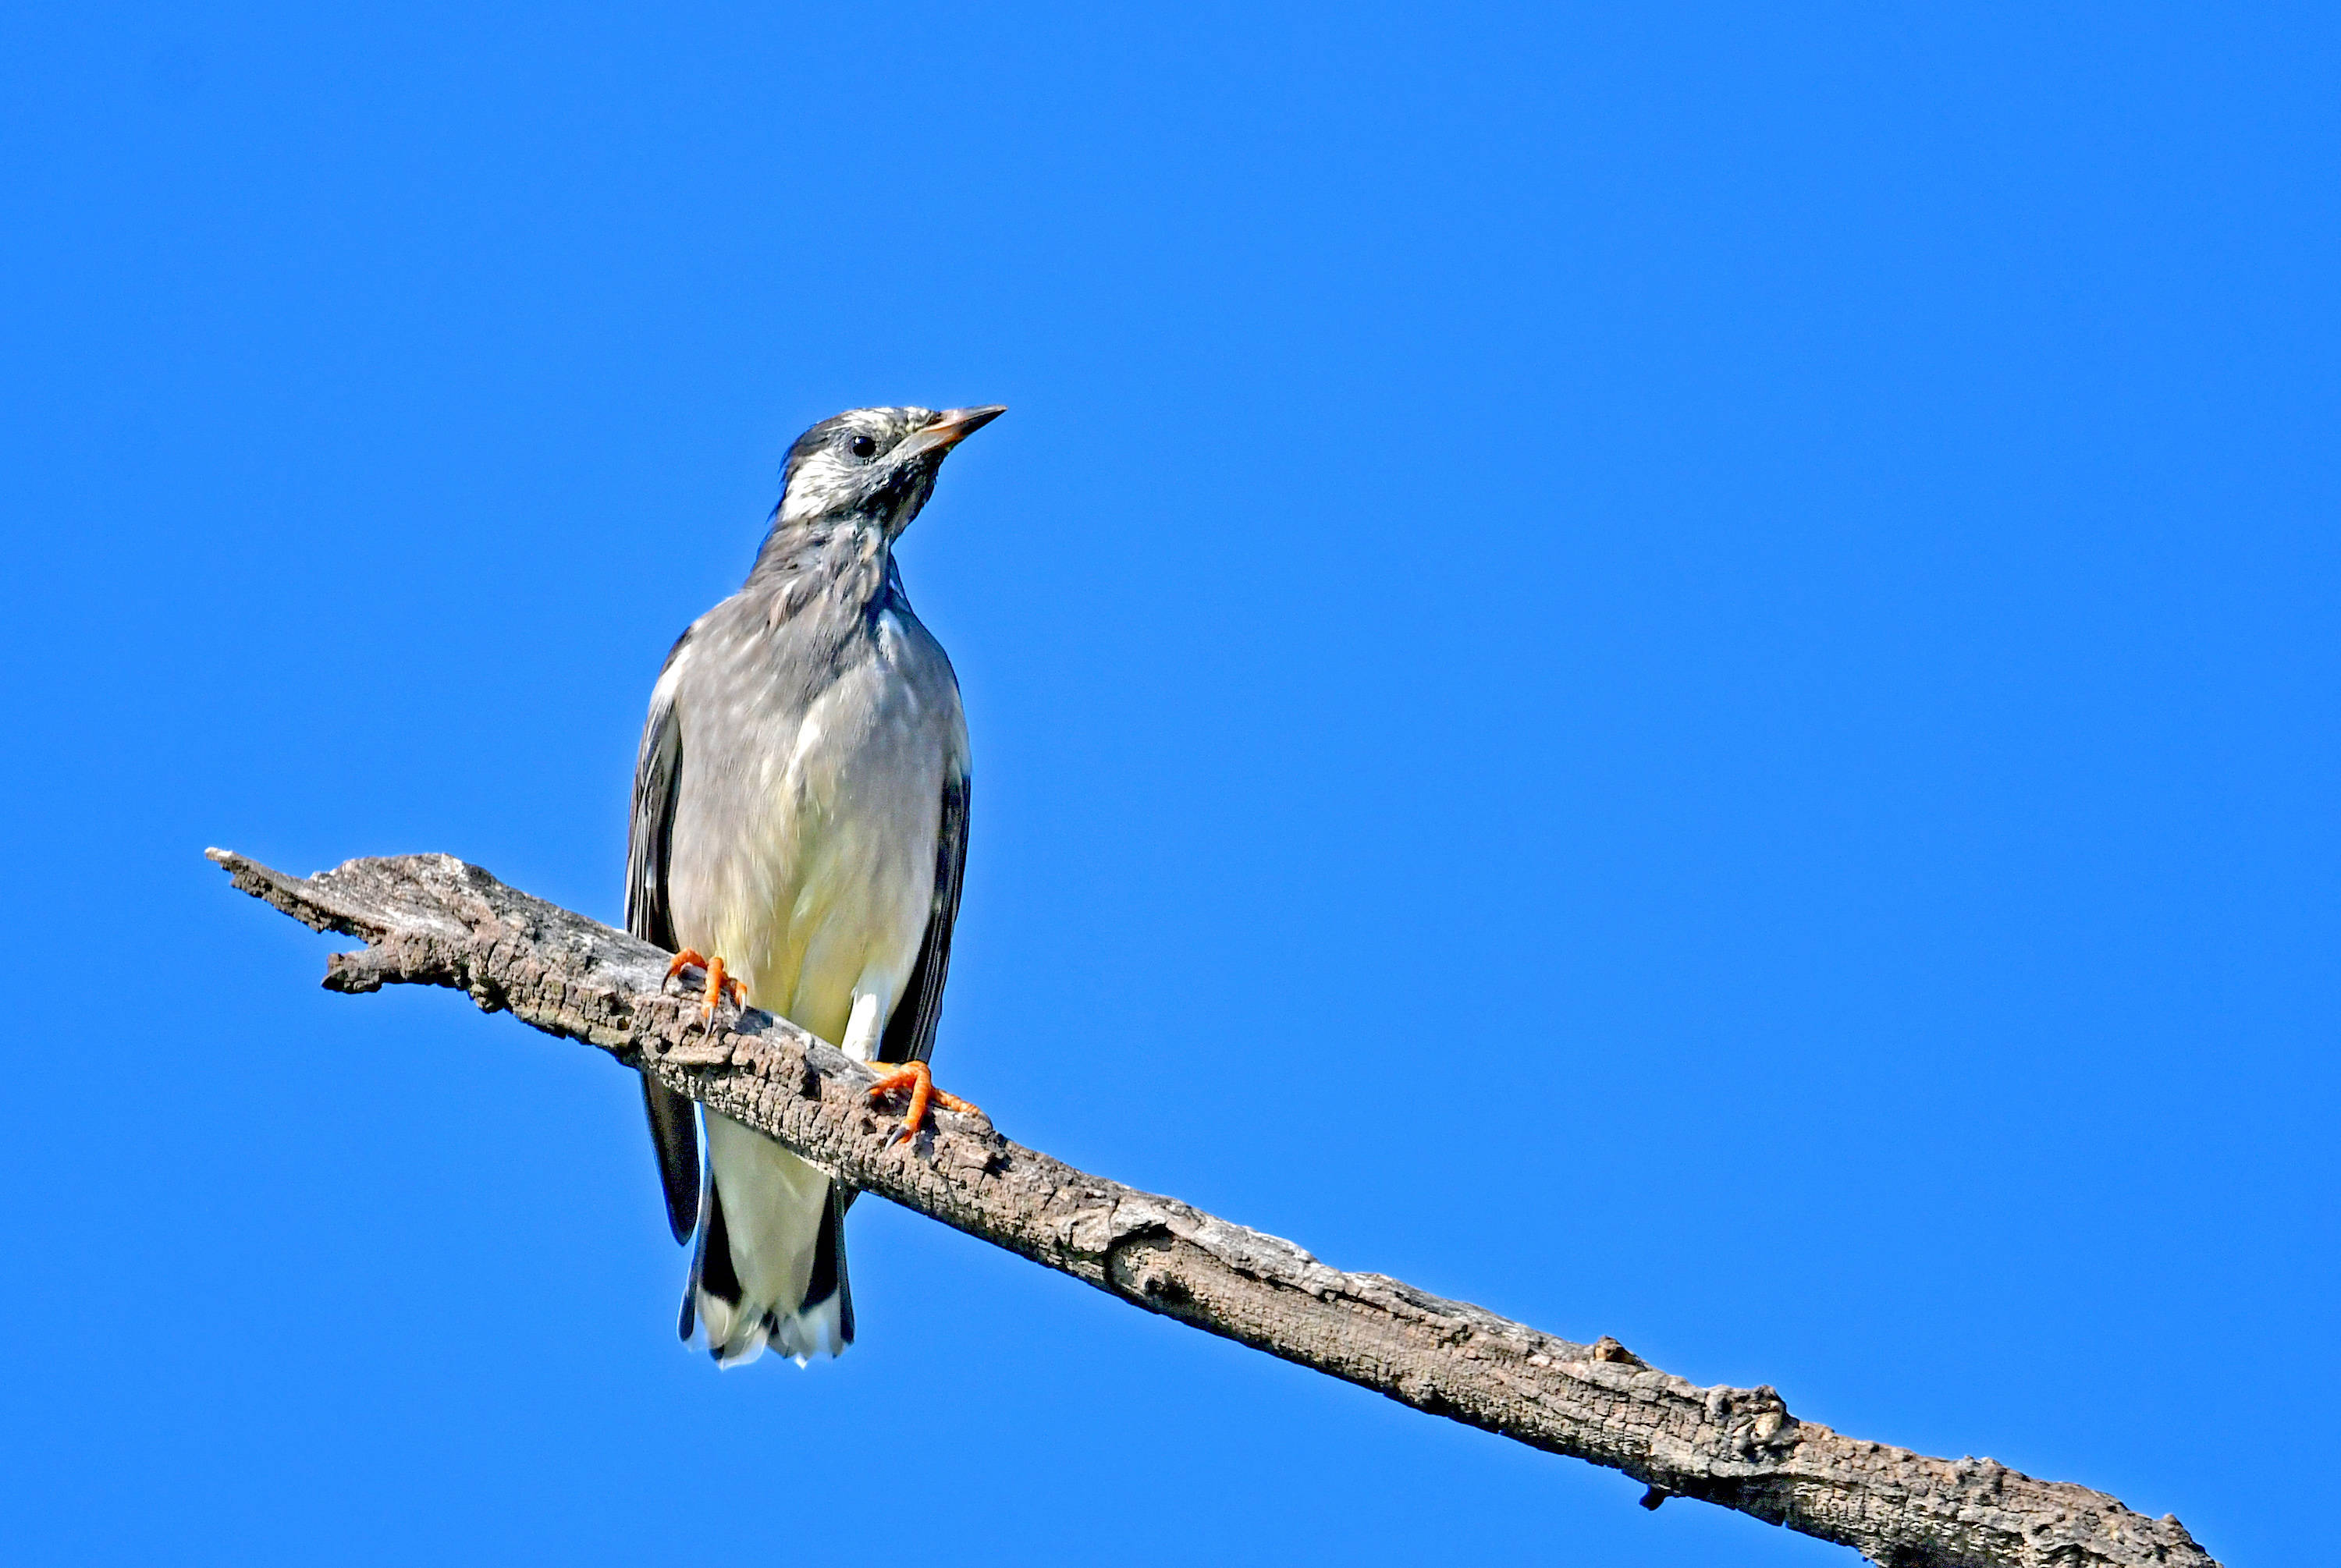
[625,403,1000,1365]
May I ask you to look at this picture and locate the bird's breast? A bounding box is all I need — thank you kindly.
[666,609,964,1050]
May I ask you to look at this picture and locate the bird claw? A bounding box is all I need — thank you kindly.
[865,1060,979,1143]
[663,949,747,1036]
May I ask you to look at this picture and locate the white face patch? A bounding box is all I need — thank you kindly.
[777,407,936,527]
[776,452,858,526]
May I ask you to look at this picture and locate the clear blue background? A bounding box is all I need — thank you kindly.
[2,5,2332,1563]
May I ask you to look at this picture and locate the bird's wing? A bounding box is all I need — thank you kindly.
[877,772,972,1068]
[628,629,702,1243]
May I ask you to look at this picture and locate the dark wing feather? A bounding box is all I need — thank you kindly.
[628,629,702,1243]
[878,772,972,1067]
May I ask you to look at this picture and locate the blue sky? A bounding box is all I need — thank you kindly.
[3,4,2334,1563]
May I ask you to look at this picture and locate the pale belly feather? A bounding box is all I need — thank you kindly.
[670,626,950,1055]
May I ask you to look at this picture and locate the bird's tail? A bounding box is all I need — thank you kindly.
[681,1113,854,1366]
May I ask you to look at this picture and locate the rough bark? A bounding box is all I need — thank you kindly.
[208,848,2218,1568]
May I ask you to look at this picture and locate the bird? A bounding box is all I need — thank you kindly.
[624,403,1001,1365]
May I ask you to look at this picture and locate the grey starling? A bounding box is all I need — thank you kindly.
[625,404,1002,1365]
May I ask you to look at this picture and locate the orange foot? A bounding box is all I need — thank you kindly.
[663,949,748,1032]
[865,1060,981,1142]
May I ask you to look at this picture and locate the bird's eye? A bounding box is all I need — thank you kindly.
[847,434,879,460]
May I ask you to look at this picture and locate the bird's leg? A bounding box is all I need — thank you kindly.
[866,1060,981,1142]
[840,992,884,1063]
[663,949,746,1031]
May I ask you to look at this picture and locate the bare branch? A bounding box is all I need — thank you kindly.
[208,848,2218,1568]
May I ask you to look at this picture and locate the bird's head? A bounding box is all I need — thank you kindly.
[776,405,1006,538]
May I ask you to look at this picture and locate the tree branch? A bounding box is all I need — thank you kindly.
[209,848,2217,1568]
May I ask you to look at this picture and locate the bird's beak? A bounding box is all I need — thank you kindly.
[894,405,1007,462]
